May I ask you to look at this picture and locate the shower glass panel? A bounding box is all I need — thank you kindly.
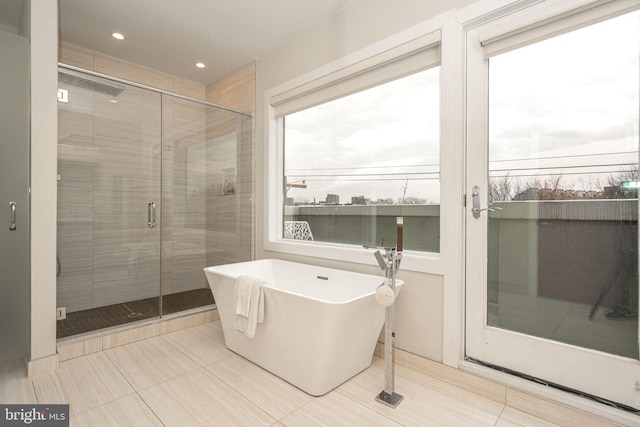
[160,96,252,316]
[57,67,252,337]
[57,69,162,337]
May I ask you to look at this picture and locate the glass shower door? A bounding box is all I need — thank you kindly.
[92,76,162,320]
[57,69,162,336]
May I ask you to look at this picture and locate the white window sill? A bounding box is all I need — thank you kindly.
[263,238,443,275]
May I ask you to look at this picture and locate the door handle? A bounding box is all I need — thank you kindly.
[148,201,156,228]
[9,201,16,231]
[471,186,501,219]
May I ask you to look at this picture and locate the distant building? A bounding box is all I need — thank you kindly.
[513,188,539,201]
[325,194,339,205]
[513,186,612,201]
[604,186,637,199]
[351,195,366,205]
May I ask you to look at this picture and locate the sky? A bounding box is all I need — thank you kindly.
[285,66,440,204]
[488,10,639,195]
[284,10,639,205]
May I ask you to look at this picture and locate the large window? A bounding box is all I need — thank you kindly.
[279,51,440,252]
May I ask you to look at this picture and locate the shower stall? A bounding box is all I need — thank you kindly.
[56,66,252,338]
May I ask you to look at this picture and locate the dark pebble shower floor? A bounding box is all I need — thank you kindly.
[56,288,214,339]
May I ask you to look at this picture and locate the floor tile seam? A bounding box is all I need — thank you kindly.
[100,347,151,396]
[389,362,496,410]
[327,388,406,427]
[30,370,63,407]
[500,405,566,427]
[26,376,40,405]
[199,352,235,375]
[133,389,170,427]
[492,405,508,427]
[132,367,195,395]
[79,331,206,394]
[365,360,507,423]
[124,361,205,394]
[277,395,319,425]
[67,389,139,421]
[201,365,284,424]
[155,332,213,369]
[197,360,286,422]
[30,370,91,417]
[387,355,511,410]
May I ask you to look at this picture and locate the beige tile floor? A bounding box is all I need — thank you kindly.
[0,321,621,426]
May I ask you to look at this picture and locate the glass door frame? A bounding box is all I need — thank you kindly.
[464,0,640,410]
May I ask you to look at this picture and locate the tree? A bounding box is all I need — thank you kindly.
[400,179,409,204]
[538,174,567,200]
[399,196,427,204]
[489,174,517,202]
[579,175,603,198]
[608,167,638,187]
[368,198,394,205]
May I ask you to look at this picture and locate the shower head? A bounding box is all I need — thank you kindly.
[58,70,125,97]
[374,250,389,271]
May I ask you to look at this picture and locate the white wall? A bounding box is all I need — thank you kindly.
[256,0,475,363]
[27,0,58,361]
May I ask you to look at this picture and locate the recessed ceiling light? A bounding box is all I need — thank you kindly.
[112,32,125,41]
[195,62,206,69]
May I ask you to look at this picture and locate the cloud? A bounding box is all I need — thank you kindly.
[287,11,639,203]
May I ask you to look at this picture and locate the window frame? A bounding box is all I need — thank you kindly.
[263,13,460,274]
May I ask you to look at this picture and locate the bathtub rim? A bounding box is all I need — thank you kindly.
[204,258,404,305]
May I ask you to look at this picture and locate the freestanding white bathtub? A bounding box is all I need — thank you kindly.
[203,258,404,396]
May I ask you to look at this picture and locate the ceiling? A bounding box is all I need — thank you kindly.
[1,0,357,85]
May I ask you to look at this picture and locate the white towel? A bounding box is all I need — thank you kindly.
[233,275,265,338]
[235,275,254,317]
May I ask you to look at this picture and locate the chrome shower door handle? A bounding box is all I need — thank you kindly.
[9,201,16,231]
[147,201,156,228]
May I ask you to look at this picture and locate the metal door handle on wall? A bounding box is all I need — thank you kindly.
[148,201,156,228]
[9,201,16,230]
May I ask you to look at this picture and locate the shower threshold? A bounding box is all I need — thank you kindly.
[56,288,214,339]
